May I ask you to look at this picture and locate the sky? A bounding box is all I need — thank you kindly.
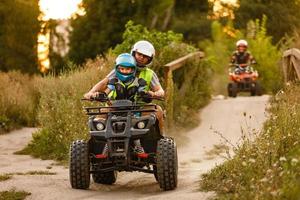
[39,0,83,20]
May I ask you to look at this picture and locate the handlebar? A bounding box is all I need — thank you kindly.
[81,92,164,103]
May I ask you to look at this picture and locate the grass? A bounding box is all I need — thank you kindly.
[204,143,230,160]
[19,57,111,161]
[0,174,12,182]
[0,171,56,181]
[0,189,31,200]
[0,71,39,134]
[200,84,300,199]
[10,171,56,176]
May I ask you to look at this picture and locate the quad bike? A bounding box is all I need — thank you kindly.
[69,94,178,191]
[227,64,262,97]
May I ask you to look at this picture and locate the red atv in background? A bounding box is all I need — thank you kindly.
[227,64,262,97]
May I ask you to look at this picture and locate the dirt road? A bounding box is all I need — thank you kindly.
[0,95,269,200]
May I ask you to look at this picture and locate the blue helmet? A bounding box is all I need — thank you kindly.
[115,53,136,82]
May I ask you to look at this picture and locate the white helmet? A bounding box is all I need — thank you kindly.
[131,40,155,66]
[236,39,248,47]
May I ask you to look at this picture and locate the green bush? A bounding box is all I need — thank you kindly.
[0,71,39,133]
[200,84,300,199]
[247,17,283,93]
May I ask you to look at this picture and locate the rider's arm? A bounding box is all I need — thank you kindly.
[148,72,165,98]
[249,54,257,64]
[230,53,237,64]
[84,70,115,99]
[150,85,165,98]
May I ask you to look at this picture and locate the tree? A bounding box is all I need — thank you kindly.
[234,0,300,42]
[0,0,40,73]
[171,0,212,42]
[68,0,212,65]
[69,0,138,64]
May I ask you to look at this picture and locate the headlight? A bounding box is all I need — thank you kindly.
[96,122,105,131]
[137,121,146,129]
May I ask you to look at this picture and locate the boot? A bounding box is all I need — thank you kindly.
[134,139,148,158]
[95,143,108,159]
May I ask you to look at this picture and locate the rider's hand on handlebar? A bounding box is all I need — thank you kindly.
[83,92,94,99]
[83,92,108,101]
[138,91,152,103]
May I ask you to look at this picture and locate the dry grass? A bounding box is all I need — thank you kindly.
[10,171,56,176]
[0,71,39,133]
[0,189,31,200]
[21,56,111,160]
[0,174,12,182]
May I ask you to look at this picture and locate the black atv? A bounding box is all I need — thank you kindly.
[69,94,178,191]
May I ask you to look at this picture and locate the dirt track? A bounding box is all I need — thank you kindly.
[0,95,269,200]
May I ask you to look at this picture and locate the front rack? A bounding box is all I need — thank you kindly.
[84,104,158,115]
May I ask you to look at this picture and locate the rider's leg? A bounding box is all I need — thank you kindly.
[155,105,165,135]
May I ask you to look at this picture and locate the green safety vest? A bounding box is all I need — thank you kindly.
[109,68,154,100]
[137,68,154,91]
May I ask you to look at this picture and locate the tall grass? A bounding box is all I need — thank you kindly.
[200,84,300,199]
[21,57,112,160]
[0,71,39,133]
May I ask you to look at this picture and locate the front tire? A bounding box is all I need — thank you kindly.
[69,140,90,189]
[228,82,238,98]
[156,137,178,191]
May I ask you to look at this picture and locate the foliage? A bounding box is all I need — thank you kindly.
[201,84,300,199]
[69,0,146,64]
[0,174,12,182]
[22,57,112,160]
[200,18,282,95]
[113,20,184,59]
[0,71,39,133]
[171,0,212,42]
[247,17,283,93]
[0,189,31,200]
[68,1,212,64]
[234,0,300,43]
[0,0,40,73]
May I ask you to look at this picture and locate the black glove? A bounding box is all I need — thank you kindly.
[93,92,108,102]
[139,91,152,103]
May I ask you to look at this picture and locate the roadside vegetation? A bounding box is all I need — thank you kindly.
[0,71,39,133]
[201,84,300,199]
[0,189,31,200]
[0,174,12,182]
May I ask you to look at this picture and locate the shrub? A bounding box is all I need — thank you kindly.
[200,84,300,199]
[0,71,39,133]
